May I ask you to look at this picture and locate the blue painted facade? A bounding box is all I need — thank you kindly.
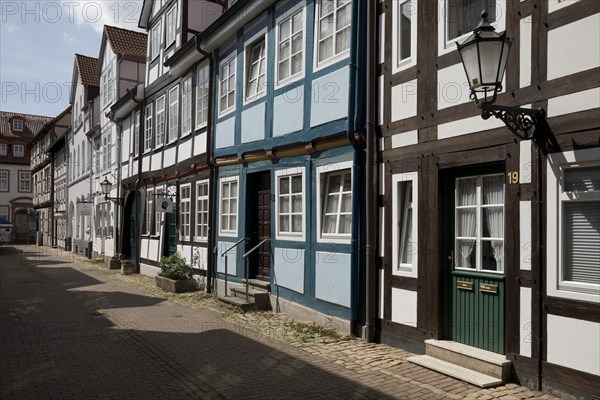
[210,0,366,323]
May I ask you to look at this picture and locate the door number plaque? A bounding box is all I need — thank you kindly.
[456,281,473,291]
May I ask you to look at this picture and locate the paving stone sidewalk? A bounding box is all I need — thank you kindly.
[0,245,559,400]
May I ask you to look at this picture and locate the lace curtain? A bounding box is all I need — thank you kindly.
[458,179,477,268]
[484,176,504,271]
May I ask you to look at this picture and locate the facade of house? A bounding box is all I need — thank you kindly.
[30,107,72,247]
[166,0,369,331]
[93,25,148,262]
[0,112,52,242]
[127,0,222,281]
[67,54,100,257]
[376,0,599,397]
[48,120,70,250]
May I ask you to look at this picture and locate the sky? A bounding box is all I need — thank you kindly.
[1,0,144,118]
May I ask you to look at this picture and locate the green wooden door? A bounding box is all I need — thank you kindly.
[446,169,506,354]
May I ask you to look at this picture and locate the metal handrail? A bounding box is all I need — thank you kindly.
[219,237,248,298]
[243,238,269,259]
[242,238,270,304]
[221,237,247,257]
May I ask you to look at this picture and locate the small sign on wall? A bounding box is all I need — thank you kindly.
[79,203,93,216]
[157,197,173,213]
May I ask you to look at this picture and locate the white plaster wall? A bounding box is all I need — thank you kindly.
[391,79,417,121]
[272,247,305,294]
[437,114,504,140]
[437,63,470,110]
[310,66,349,127]
[379,268,384,319]
[520,16,532,88]
[519,140,532,184]
[273,89,304,137]
[379,206,385,258]
[163,147,176,167]
[177,138,193,163]
[378,75,384,126]
[391,288,417,327]
[520,201,532,271]
[547,13,600,81]
[315,251,351,308]
[391,130,418,148]
[519,287,532,357]
[193,132,207,156]
[547,314,600,375]
[547,87,600,118]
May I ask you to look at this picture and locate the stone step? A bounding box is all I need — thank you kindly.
[241,278,270,292]
[407,355,504,388]
[217,295,255,311]
[230,287,270,310]
[424,340,511,381]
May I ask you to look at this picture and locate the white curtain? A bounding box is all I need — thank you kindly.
[484,176,504,271]
[458,178,477,268]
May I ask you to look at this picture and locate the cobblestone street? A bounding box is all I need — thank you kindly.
[1,245,560,399]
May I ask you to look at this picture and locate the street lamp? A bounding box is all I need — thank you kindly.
[457,10,553,150]
[100,177,123,206]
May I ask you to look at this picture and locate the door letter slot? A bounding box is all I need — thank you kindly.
[479,283,498,294]
[456,281,473,291]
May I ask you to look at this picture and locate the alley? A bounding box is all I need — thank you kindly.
[1,245,557,400]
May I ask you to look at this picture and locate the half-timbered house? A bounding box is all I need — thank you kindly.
[130,0,223,279]
[30,106,71,247]
[67,54,99,257]
[376,0,599,396]
[166,0,369,332]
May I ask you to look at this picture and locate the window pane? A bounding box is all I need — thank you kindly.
[340,193,352,212]
[458,209,476,237]
[339,215,351,234]
[563,201,600,285]
[280,20,290,40]
[325,195,339,213]
[292,194,302,213]
[280,216,290,232]
[564,166,600,192]
[292,215,302,232]
[291,175,302,193]
[323,215,337,233]
[319,37,334,62]
[328,175,341,192]
[458,178,477,206]
[481,240,501,271]
[482,175,504,205]
[280,197,290,213]
[482,207,503,238]
[401,208,413,263]
[280,40,290,60]
[456,239,476,269]
[447,0,496,40]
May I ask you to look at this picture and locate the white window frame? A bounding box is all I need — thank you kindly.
[146,189,154,235]
[13,144,24,157]
[314,0,352,69]
[19,171,31,192]
[195,62,209,129]
[275,3,306,87]
[454,173,505,274]
[244,30,268,102]
[180,183,191,241]
[275,167,306,241]
[181,76,193,136]
[155,95,166,147]
[168,85,179,143]
[0,144,6,156]
[438,0,506,56]
[392,172,418,278]
[12,119,23,131]
[195,180,209,241]
[316,161,353,243]
[218,52,237,116]
[547,148,600,302]
[102,127,112,171]
[151,21,162,60]
[392,0,417,74]
[144,103,153,152]
[133,110,140,157]
[165,5,177,47]
[219,176,239,237]
[0,170,9,192]
[155,186,164,236]
[102,67,114,107]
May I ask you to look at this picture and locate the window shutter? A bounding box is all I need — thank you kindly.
[563,201,600,285]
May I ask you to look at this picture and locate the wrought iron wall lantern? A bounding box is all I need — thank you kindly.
[100,177,124,206]
[456,11,553,151]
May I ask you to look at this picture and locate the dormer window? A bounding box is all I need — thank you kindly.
[12,119,23,132]
[14,145,24,157]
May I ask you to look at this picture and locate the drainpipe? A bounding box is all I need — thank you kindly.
[364,0,377,343]
[196,39,215,293]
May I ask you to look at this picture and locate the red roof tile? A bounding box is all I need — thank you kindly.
[0,111,52,139]
[105,25,148,58]
[75,54,100,87]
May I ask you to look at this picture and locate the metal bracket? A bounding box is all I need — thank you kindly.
[479,103,554,153]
